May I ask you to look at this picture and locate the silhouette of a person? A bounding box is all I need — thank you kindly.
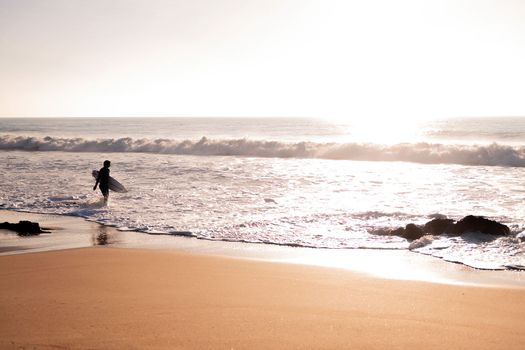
[93,160,111,204]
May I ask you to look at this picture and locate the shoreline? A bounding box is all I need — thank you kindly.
[1,209,524,288]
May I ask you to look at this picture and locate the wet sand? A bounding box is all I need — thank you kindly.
[1,247,525,349]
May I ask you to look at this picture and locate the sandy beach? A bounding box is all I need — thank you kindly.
[0,243,524,349]
[3,1,525,348]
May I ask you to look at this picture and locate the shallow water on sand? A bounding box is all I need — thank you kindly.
[1,150,524,270]
[1,210,524,288]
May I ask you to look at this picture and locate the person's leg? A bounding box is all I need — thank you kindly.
[100,186,109,204]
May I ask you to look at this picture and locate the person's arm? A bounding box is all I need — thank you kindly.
[93,174,100,190]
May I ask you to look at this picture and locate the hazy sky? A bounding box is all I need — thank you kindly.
[1,0,524,120]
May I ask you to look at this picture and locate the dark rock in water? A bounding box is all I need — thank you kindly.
[423,218,455,235]
[0,220,48,236]
[383,225,424,241]
[371,215,510,242]
[404,223,424,241]
[390,227,405,237]
[451,215,510,236]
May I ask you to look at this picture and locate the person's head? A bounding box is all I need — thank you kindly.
[103,160,111,168]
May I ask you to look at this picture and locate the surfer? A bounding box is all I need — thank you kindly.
[93,160,111,204]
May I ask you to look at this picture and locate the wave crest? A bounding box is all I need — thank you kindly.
[1,135,524,167]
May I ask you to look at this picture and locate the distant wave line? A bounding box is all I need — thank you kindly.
[1,135,524,167]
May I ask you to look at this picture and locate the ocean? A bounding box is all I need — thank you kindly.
[0,117,524,270]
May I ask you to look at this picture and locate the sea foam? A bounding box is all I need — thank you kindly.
[1,135,524,167]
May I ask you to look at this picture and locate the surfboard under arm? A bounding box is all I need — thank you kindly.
[92,170,128,193]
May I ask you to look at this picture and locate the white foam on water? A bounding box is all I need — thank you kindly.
[1,150,524,270]
[1,135,524,167]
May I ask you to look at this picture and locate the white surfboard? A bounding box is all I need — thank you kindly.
[92,170,128,193]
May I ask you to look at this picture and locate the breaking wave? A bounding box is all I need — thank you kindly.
[1,135,525,167]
